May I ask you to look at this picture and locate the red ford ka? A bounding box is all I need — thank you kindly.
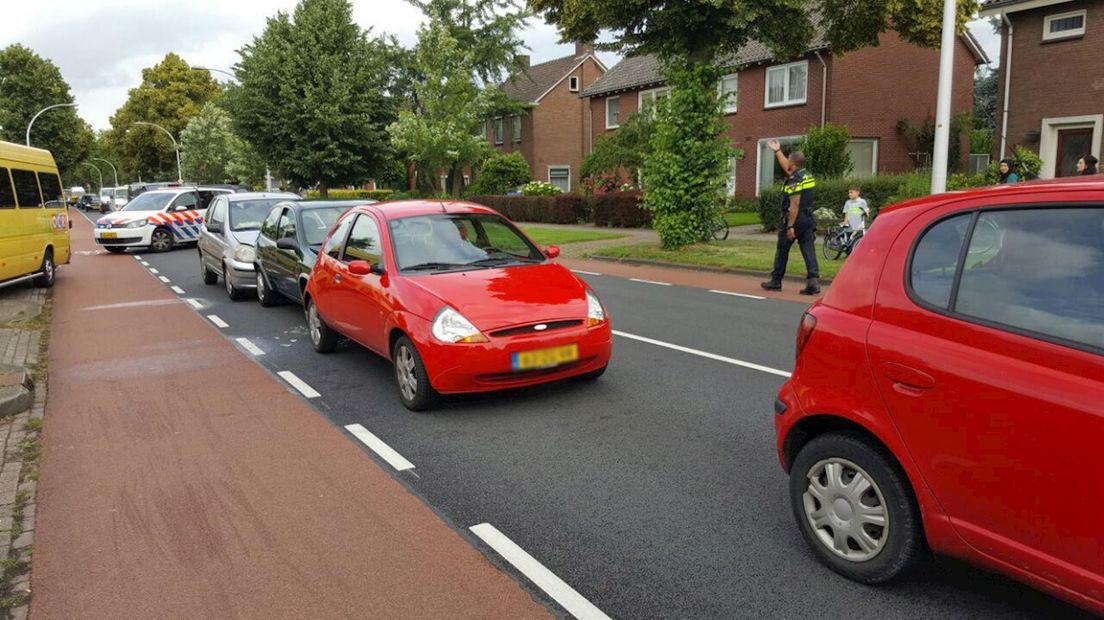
[304,201,612,410]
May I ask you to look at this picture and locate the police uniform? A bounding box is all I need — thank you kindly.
[769,168,820,286]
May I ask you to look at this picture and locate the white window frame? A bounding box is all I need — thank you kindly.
[605,96,621,129]
[511,115,522,143]
[725,157,738,197]
[764,61,808,109]
[755,135,804,196]
[845,139,880,178]
[569,76,580,92]
[493,117,504,145]
[638,86,671,118]
[718,73,739,115]
[548,166,571,192]
[1043,9,1086,41]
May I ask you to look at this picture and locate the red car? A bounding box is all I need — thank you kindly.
[304,201,612,410]
[775,178,1103,614]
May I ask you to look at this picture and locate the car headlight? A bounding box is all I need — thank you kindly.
[586,289,606,327]
[234,244,256,263]
[431,306,488,344]
[124,219,148,228]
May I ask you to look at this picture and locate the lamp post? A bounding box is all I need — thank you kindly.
[81,162,103,191]
[26,103,78,146]
[131,121,182,183]
[191,66,238,82]
[91,157,119,189]
[929,0,957,194]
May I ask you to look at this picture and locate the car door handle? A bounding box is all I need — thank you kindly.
[880,362,935,394]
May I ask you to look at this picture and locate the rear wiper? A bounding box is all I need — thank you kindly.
[402,262,470,272]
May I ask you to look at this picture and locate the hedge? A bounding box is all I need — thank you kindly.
[757,175,910,232]
[589,191,650,227]
[466,192,650,227]
[305,189,395,200]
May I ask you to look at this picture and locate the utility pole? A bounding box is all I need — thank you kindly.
[930,0,957,194]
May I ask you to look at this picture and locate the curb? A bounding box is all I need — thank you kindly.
[0,367,34,419]
[583,255,835,285]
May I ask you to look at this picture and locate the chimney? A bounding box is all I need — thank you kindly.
[575,41,594,58]
[518,54,531,69]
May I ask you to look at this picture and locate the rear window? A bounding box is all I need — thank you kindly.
[0,169,15,209]
[908,213,970,309]
[11,169,42,208]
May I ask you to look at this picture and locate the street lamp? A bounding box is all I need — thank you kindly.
[26,103,78,146]
[81,162,104,196]
[91,157,120,189]
[191,66,238,82]
[131,121,182,183]
[929,0,957,194]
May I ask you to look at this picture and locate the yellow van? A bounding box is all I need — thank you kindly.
[0,140,71,289]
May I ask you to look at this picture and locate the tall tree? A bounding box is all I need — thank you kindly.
[180,102,265,184]
[229,0,398,197]
[106,53,221,181]
[408,0,532,85]
[973,67,998,131]
[0,44,94,181]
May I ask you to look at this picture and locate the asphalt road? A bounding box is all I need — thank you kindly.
[76,211,1092,619]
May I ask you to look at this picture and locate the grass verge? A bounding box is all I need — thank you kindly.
[723,212,762,227]
[589,240,845,279]
[521,227,626,246]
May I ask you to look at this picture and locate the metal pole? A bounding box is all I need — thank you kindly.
[26,103,78,146]
[930,0,958,194]
[92,157,119,188]
[81,162,103,191]
[132,121,182,183]
[191,66,238,82]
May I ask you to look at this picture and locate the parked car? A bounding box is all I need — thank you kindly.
[254,200,366,306]
[304,201,612,411]
[198,192,300,300]
[99,187,116,211]
[111,186,129,210]
[76,193,100,211]
[93,186,233,253]
[774,178,1104,615]
[0,140,70,290]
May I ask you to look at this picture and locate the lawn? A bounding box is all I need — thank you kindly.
[590,239,845,279]
[520,227,627,245]
[723,212,762,227]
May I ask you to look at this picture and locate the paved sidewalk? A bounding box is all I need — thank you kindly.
[31,216,549,618]
[523,221,777,259]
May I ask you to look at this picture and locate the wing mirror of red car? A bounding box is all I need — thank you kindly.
[544,245,560,259]
[348,260,384,276]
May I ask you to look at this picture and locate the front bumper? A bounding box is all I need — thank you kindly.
[416,321,613,394]
[225,259,256,290]
[93,226,153,247]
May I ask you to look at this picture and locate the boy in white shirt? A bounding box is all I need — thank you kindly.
[841,185,869,240]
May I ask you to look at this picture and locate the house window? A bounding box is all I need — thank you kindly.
[549,166,571,192]
[569,76,579,92]
[638,87,670,118]
[845,139,879,178]
[605,97,620,129]
[725,157,737,197]
[718,74,739,114]
[493,117,504,145]
[1043,10,1086,40]
[756,136,803,195]
[512,115,522,143]
[765,61,808,108]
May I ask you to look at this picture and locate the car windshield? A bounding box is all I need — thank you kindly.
[302,207,351,246]
[388,213,543,272]
[229,199,287,231]
[120,192,174,212]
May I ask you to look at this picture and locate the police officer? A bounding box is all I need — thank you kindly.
[761,140,820,295]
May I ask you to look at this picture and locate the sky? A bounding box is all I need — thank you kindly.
[1,1,999,132]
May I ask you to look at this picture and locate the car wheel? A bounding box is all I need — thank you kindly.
[256,268,279,307]
[33,250,55,288]
[392,335,438,411]
[105,247,126,254]
[305,298,338,353]
[789,432,924,584]
[149,227,174,253]
[574,365,607,381]
[224,262,247,301]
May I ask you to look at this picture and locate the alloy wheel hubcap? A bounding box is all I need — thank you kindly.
[308,305,321,344]
[257,273,265,297]
[395,347,417,401]
[803,458,889,562]
[152,232,170,250]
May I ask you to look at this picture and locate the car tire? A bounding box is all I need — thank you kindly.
[789,432,924,585]
[256,268,279,307]
[33,250,55,288]
[105,247,126,254]
[305,298,338,354]
[149,227,174,253]
[223,262,247,301]
[201,254,218,285]
[392,335,438,412]
[574,365,607,381]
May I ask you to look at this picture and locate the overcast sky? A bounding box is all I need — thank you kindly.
[2,1,999,131]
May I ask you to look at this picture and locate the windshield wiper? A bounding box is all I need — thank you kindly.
[465,255,538,267]
[402,261,471,272]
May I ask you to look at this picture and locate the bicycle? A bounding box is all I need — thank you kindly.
[822,225,864,260]
[710,213,729,241]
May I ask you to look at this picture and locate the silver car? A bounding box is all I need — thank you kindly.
[199,192,300,300]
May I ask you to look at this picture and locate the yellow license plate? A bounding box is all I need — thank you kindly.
[512,344,578,371]
[101,232,117,239]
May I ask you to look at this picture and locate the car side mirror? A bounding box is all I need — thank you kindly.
[205,222,222,234]
[348,260,372,276]
[544,245,560,259]
[276,237,299,252]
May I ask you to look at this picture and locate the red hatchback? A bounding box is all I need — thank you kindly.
[775,179,1104,614]
[304,201,612,410]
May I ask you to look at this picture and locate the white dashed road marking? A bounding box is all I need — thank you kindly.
[277,371,320,398]
[235,337,265,356]
[469,523,612,620]
[344,424,415,471]
[571,269,602,276]
[629,278,671,286]
[148,268,159,274]
[170,286,185,294]
[158,276,171,283]
[612,330,791,378]
[709,289,765,301]
[133,255,143,261]
[207,315,229,328]
[140,262,150,266]
[185,298,203,309]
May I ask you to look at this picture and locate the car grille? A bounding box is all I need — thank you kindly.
[489,320,582,338]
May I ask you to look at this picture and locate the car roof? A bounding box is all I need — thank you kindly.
[363,200,500,220]
[224,192,300,201]
[281,199,373,210]
[880,176,1104,215]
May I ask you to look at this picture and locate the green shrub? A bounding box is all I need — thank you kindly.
[468,152,530,195]
[466,195,583,223]
[985,145,1044,182]
[305,189,395,200]
[590,191,650,227]
[758,175,909,232]
[521,181,562,196]
[797,123,852,179]
[724,196,760,213]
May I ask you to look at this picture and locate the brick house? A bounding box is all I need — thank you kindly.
[487,44,607,192]
[981,0,1103,178]
[581,32,987,197]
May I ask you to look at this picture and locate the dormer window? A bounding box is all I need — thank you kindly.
[1043,10,1086,41]
[569,76,579,92]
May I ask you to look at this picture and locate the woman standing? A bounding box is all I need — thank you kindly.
[1076,155,1098,175]
[997,159,1020,183]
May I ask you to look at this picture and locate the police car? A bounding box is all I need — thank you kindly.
[93,187,234,253]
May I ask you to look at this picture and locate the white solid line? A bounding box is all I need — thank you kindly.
[158,276,171,283]
[470,523,611,620]
[207,315,229,328]
[170,286,185,294]
[629,278,671,286]
[277,370,321,398]
[344,424,415,471]
[571,269,602,276]
[148,268,159,274]
[235,337,265,356]
[612,330,791,378]
[185,298,203,309]
[709,289,766,301]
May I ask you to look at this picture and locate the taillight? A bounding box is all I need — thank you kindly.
[795,311,817,359]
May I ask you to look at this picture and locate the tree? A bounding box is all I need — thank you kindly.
[973,67,998,131]
[797,123,852,179]
[468,152,530,194]
[229,0,399,197]
[0,44,94,180]
[105,53,221,181]
[580,112,655,183]
[408,0,532,85]
[180,103,238,183]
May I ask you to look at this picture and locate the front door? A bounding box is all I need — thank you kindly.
[274,208,300,299]
[334,214,389,354]
[1055,127,1093,177]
